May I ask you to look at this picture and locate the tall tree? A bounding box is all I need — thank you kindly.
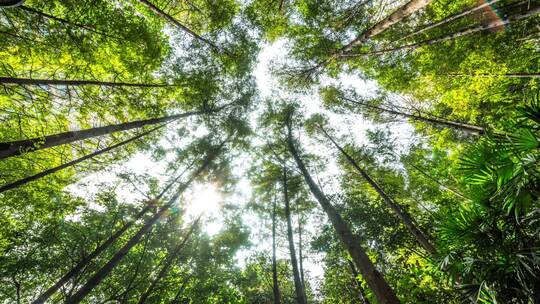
[31,152,197,304]
[0,109,208,160]
[0,77,169,87]
[284,110,400,304]
[282,167,308,304]
[137,217,200,304]
[64,137,227,303]
[311,120,435,253]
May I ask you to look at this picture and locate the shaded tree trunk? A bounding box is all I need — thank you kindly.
[310,0,432,71]
[297,204,305,288]
[0,77,169,87]
[137,218,200,304]
[0,125,164,194]
[285,116,399,304]
[19,5,122,40]
[318,125,436,253]
[31,147,196,304]
[283,168,308,304]
[349,6,540,56]
[272,196,281,304]
[65,139,227,303]
[397,0,502,41]
[0,109,204,160]
[341,96,485,135]
[137,0,229,56]
[347,260,370,304]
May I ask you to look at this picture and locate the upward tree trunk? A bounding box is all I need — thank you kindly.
[0,125,165,194]
[397,0,502,41]
[137,0,230,56]
[31,150,196,304]
[285,117,400,304]
[310,0,432,71]
[347,259,371,304]
[297,210,305,288]
[19,5,122,40]
[0,77,169,87]
[340,96,485,135]
[0,110,204,160]
[137,218,200,304]
[318,125,436,253]
[65,139,227,304]
[272,196,281,304]
[348,6,540,57]
[283,168,308,304]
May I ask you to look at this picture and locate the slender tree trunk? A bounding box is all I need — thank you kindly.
[65,139,226,304]
[318,125,436,253]
[347,260,370,304]
[448,73,540,78]
[0,110,204,160]
[340,96,485,134]
[285,117,400,304]
[348,6,540,57]
[19,5,122,40]
[170,274,193,304]
[404,160,469,201]
[137,0,229,56]
[397,0,502,41]
[31,149,196,304]
[0,125,164,194]
[0,77,169,88]
[296,205,305,288]
[283,168,308,304]
[137,218,199,304]
[272,196,281,304]
[310,0,432,71]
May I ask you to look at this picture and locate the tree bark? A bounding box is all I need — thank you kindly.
[0,125,164,194]
[137,0,230,56]
[19,5,122,40]
[283,168,308,304]
[137,218,199,304]
[285,116,400,304]
[297,210,305,289]
[311,0,432,71]
[272,196,281,304]
[347,259,371,304]
[0,77,169,87]
[397,0,502,41]
[318,125,436,253]
[31,145,196,304]
[0,110,204,160]
[348,6,540,57]
[64,139,227,303]
[340,96,485,135]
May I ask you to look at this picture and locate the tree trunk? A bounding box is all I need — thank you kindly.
[311,0,432,71]
[0,110,204,160]
[0,77,169,87]
[283,168,308,304]
[297,204,305,288]
[137,218,199,304]
[349,6,540,57]
[347,259,371,304]
[318,125,436,253]
[340,96,485,135]
[31,146,196,304]
[19,5,122,40]
[448,73,540,78]
[64,139,226,303]
[397,0,502,42]
[0,125,164,194]
[285,117,400,304]
[137,0,229,56]
[272,196,281,304]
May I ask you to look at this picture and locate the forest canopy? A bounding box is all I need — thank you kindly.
[0,0,539,303]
